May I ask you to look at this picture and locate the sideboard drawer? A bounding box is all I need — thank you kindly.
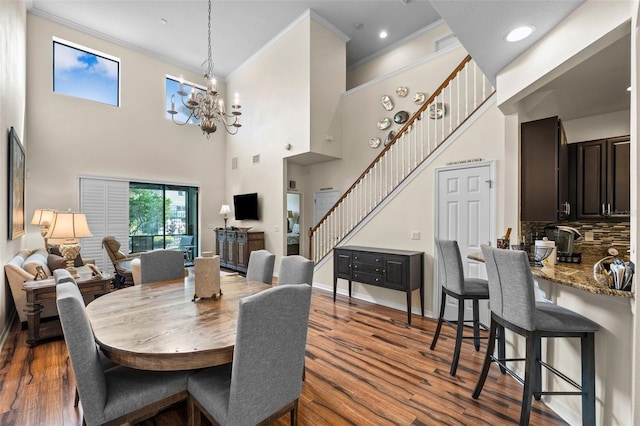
[352,252,382,265]
[353,271,383,286]
[352,262,383,275]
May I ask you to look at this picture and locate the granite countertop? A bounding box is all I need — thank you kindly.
[468,252,634,298]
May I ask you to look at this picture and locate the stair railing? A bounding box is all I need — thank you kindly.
[308,55,495,263]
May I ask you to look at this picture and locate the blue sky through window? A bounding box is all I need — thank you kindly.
[53,41,119,106]
[166,77,206,126]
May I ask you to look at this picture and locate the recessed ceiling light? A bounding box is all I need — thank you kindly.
[505,25,535,42]
[159,18,167,25]
[379,30,388,39]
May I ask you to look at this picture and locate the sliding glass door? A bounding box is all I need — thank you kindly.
[129,182,198,264]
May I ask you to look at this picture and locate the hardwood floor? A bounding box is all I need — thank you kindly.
[0,289,567,425]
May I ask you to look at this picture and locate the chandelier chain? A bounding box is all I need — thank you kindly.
[207,0,212,78]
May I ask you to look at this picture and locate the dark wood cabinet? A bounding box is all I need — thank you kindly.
[333,246,424,325]
[574,136,630,219]
[215,229,265,273]
[520,116,570,221]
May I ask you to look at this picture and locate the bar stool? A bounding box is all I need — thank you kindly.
[474,245,598,426]
[430,239,503,376]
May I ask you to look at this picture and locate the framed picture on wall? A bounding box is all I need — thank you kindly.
[8,127,25,240]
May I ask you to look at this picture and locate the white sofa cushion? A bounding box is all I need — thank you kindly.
[22,250,52,277]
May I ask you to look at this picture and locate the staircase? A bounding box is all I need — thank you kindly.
[308,55,495,263]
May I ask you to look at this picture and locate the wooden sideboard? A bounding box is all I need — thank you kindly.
[333,246,424,325]
[215,229,265,274]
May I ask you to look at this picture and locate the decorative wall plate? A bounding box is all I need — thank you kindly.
[377,117,391,130]
[395,86,408,97]
[393,111,409,124]
[368,137,381,149]
[428,102,446,119]
[381,95,394,111]
[413,92,426,105]
[384,130,396,146]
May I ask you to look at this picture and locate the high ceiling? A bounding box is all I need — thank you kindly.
[28,0,442,78]
[28,0,630,120]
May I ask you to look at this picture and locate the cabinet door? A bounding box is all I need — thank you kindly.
[520,117,562,221]
[383,256,406,290]
[226,232,238,269]
[216,231,228,267]
[334,250,352,279]
[236,232,249,272]
[607,137,630,216]
[576,141,606,219]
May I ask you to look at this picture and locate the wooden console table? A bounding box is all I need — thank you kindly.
[215,229,264,273]
[333,246,424,325]
[23,272,112,347]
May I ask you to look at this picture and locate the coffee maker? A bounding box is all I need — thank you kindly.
[544,226,582,263]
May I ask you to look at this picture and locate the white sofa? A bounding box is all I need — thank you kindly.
[5,248,58,323]
[4,248,95,324]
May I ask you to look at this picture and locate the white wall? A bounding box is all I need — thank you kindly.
[25,14,227,257]
[563,109,631,143]
[225,15,312,268]
[346,21,454,89]
[309,19,346,158]
[0,0,27,337]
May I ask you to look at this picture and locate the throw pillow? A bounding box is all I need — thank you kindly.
[47,254,68,272]
[47,245,84,267]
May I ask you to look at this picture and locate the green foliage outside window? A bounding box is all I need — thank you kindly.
[129,188,172,235]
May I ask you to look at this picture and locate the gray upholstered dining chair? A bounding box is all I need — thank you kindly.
[56,282,191,425]
[278,255,314,286]
[474,245,599,426]
[245,249,275,284]
[53,268,77,285]
[53,269,115,407]
[430,239,501,376]
[131,249,185,285]
[187,284,312,426]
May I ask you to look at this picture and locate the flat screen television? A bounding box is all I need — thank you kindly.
[233,193,259,220]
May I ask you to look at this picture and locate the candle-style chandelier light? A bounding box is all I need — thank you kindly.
[167,0,242,137]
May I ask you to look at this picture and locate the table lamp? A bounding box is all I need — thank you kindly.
[46,211,92,278]
[219,204,231,229]
[31,209,55,245]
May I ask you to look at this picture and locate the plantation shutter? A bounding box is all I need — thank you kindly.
[79,178,129,273]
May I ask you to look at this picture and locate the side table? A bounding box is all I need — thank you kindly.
[22,272,112,347]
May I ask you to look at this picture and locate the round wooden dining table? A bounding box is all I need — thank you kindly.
[85,274,271,371]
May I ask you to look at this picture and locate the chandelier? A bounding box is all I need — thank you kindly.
[167,0,242,137]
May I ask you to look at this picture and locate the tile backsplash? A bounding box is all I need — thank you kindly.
[521,220,630,256]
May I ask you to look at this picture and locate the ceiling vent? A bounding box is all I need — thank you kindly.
[252,154,260,164]
[231,157,238,170]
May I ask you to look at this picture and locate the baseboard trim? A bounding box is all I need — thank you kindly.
[0,310,17,353]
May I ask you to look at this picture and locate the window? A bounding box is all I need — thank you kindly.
[53,39,120,106]
[129,182,199,264]
[165,76,206,125]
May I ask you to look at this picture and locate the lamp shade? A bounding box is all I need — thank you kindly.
[219,204,231,215]
[31,209,55,226]
[46,212,93,241]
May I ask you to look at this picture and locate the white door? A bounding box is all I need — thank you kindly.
[435,162,494,321]
[314,190,340,225]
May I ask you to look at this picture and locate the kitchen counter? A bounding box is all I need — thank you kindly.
[468,252,634,298]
